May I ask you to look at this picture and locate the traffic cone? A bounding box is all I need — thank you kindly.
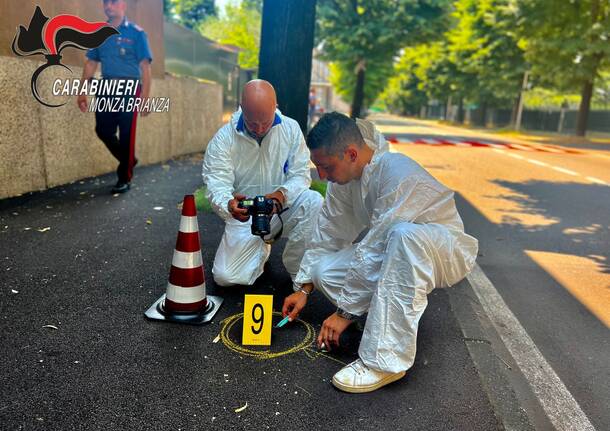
[145,195,223,324]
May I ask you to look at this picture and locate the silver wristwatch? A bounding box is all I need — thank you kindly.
[336,307,356,320]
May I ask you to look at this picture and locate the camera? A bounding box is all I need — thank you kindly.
[238,195,275,238]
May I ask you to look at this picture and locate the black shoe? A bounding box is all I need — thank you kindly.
[111,182,130,194]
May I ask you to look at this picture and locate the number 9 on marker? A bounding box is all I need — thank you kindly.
[242,294,273,346]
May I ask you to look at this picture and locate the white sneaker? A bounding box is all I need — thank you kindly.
[332,359,406,393]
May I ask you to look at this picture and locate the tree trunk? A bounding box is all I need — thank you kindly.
[576,79,594,137]
[480,102,488,128]
[258,0,317,134]
[510,93,520,126]
[576,1,604,136]
[457,98,464,124]
[350,60,366,119]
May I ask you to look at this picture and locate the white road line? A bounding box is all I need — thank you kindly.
[552,166,579,176]
[467,264,596,431]
[508,153,525,160]
[510,144,534,151]
[586,176,607,185]
[526,159,549,167]
[492,148,505,154]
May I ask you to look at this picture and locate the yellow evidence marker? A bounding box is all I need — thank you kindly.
[242,294,273,346]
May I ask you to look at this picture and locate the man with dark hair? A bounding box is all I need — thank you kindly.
[78,0,153,194]
[282,112,478,393]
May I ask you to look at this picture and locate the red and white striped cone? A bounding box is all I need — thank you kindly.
[145,195,223,324]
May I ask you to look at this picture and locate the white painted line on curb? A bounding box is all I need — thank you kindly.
[492,148,505,154]
[467,264,596,431]
[585,176,607,185]
[526,159,549,167]
[508,153,525,160]
[551,166,579,176]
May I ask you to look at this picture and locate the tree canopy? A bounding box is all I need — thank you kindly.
[316,0,450,117]
[201,3,262,70]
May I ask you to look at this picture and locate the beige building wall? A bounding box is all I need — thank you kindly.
[0,56,222,199]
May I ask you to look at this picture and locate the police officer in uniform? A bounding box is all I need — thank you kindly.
[77,0,153,194]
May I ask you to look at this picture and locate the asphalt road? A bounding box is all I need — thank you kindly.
[1,155,506,430]
[373,114,610,431]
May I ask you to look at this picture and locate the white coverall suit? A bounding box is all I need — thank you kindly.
[202,110,323,286]
[295,119,479,373]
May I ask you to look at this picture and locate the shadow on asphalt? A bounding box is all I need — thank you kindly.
[454,182,609,430]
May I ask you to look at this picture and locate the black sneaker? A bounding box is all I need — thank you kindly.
[111,182,130,194]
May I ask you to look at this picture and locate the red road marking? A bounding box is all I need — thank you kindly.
[386,137,580,154]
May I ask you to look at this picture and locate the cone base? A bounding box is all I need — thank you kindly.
[144,294,223,325]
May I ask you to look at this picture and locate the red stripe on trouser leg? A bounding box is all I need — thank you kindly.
[165,298,207,313]
[126,85,141,181]
[182,195,196,216]
[169,266,205,287]
[175,231,201,252]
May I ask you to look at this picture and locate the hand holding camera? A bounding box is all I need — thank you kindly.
[228,193,250,222]
[228,191,287,239]
[238,195,277,237]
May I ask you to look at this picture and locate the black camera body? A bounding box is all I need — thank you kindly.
[238,195,275,238]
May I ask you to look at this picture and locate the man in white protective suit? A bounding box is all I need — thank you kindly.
[282,112,478,393]
[202,80,323,287]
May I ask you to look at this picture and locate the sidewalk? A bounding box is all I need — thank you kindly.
[1,157,520,430]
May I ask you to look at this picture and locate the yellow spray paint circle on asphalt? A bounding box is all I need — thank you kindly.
[219,311,315,359]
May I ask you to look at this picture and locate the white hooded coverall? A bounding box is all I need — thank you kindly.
[202,110,323,286]
[295,120,479,373]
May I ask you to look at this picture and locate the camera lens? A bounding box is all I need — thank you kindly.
[251,213,271,237]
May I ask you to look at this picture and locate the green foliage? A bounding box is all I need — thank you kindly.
[194,187,213,213]
[446,0,525,106]
[316,0,450,113]
[381,44,440,114]
[382,0,527,113]
[201,3,261,69]
[329,61,395,109]
[243,0,263,12]
[523,88,580,109]
[517,0,610,92]
[164,0,173,17]
[172,0,217,29]
[310,180,328,197]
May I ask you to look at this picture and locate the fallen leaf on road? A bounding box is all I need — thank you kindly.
[234,402,248,413]
[24,227,31,231]
[177,202,183,210]
[113,193,119,198]
[153,206,164,211]
[146,219,152,225]
[212,334,221,343]
[37,227,51,233]
[162,165,170,171]
[11,289,19,294]
[42,325,58,330]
